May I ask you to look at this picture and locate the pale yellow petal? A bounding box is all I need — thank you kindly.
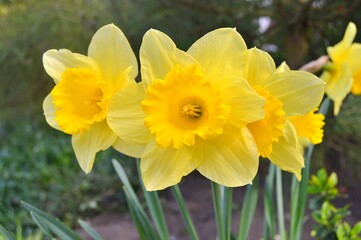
[43,49,98,84]
[187,28,247,83]
[269,121,304,180]
[327,22,356,62]
[343,43,361,73]
[43,93,61,130]
[112,138,146,158]
[220,77,265,127]
[140,29,197,88]
[265,71,325,116]
[197,127,259,187]
[88,24,138,87]
[72,121,117,173]
[140,141,203,191]
[324,62,353,115]
[275,61,291,74]
[107,82,151,144]
[240,48,276,87]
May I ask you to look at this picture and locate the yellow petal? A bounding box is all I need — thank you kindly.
[140,29,197,88]
[197,127,259,187]
[43,93,61,130]
[43,49,98,84]
[221,77,265,127]
[275,61,291,74]
[187,28,247,83]
[343,43,361,73]
[328,22,356,62]
[88,24,138,86]
[266,71,325,116]
[324,62,353,115]
[140,141,204,191]
[107,82,151,144]
[269,121,304,180]
[112,138,146,158]
[240,48,276,87]
[72,121,117,173]
[351,67,361,95]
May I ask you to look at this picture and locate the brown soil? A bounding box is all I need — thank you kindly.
[78,172,361,240]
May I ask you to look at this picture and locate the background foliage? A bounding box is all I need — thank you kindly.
[1,0,361,238]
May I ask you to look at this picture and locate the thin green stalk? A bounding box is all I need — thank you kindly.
[136,161,169,240]
[289,97,330,240]
[223,186,233,240]
[276,167,286,240]
[171,185,199,240]
[263,164,276,239]
[211,182,226,240]
[238,175,259,240]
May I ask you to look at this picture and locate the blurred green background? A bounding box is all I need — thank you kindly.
[1,0,361,238]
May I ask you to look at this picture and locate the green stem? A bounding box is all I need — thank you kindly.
[171,185,199,240]
[223,186,233,240]
[276,167,286,240]
[263,164,276,239]
[136,160,169,240]
[211,182,226,240]
[289,97,330,240]
[238,175,259,240]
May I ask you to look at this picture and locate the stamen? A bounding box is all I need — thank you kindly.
[182,104,202,118]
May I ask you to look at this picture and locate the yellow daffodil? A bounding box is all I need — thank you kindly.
[242,48,325,179]
[321,22,361,115]
[279,62,325,148]
[288,108,325,147]
[43,24,138,173]
[108,28,265,190]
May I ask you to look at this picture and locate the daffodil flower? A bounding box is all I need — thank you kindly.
[43,24,138,173]
[241,48,325,179]
[108,28,265,190]
[279,62,325,148]
[288,108,325,148]
[321,22,361,115]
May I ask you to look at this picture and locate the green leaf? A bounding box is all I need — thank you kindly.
[78,220,103,240]
[21,201,82,240]
[327,173,338,188]
[112,159,158,240]
[351,222,361,235]
[238,175,259,240]
[171,185,199,240]
[0,225,15,240]
[136,161,169,240]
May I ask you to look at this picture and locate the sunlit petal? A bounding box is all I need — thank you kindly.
[324,62,353,115]
[72,121,117,173]
[140,29,197,88]
[43,49,98,84]
[197,127,259,187]
[265,71,325,116]
[240,48,276,87]
[88,24,138,86]
[327,22,356,62]
[269,121,304,180]
[107,82,150,144]
[187,28,247,83]
[43,93,61,130]
[112,138,147,158]
[141,141,204,191]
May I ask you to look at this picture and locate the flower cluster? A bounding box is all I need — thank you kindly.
[321,22,361,115]
[43,24,325,191]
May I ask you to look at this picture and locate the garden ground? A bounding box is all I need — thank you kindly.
[77,172,361,240]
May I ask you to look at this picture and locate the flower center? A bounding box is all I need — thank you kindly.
[182,104,202,118]
[142,65,231,149]
[247,86,285,157]
[351,67,361,95]
[51,68,110,134]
